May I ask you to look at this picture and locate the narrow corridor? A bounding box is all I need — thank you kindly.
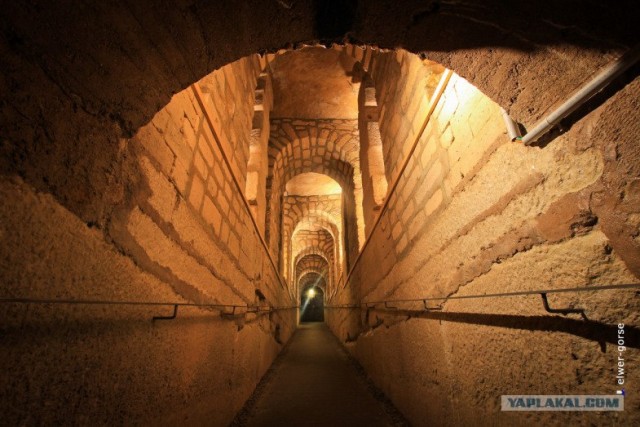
[2,3,640,425]
[235,323,407,427]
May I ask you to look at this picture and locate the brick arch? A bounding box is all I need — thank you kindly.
[268,137,357,222]
[291,228,335,280]
[295,253,330,293]
[269,125,360,183]
[264,118,366,269]
[291,227,335,259]
[265,156,358,264]
[277,156,354,193]
[295,247,329,272]
[294,248,333,290]
[4,1,634,231]
[298,272,327,295]
[283,201,342,283]
[291,221,338,253]
[268,163,362,283]
[295,269,335,298]
[286,200,341,236]
[266,127,360,213]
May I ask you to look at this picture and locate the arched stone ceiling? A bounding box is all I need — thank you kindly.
[285,172,342,196]
[299,272,327,293]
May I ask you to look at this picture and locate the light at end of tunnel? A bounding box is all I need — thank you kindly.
[307,288,316,298]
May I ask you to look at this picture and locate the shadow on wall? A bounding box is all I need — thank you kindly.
[363,308,640,351]
[0,305,281,342]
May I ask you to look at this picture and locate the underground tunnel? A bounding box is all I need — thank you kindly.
[1,1,640,426]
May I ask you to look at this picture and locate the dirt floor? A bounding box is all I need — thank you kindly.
[232,322,408,427]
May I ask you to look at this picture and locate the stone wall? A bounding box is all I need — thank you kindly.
[371,51,444,185]
[1,2,639,425]
[358,77,388,235]
[197,55,262,192]
[267,118,365,278]
[0,57,296,425]
[326,50,640,426]
[2,1,637,228]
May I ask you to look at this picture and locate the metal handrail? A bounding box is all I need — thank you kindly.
[325,283,640,310]
[0,297,299,321]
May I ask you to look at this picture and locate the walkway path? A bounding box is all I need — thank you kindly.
[234,322,407,427]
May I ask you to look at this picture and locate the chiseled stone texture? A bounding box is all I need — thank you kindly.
[0,2,639,425]
[123,60,284,309]
[326,51,640,426]
[0,176,294,426]
[0,56,296,426]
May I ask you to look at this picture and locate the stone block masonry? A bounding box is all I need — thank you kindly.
[126,55,282,309]
[0,54,297,426]
[327,47,640,427]
[266,118,366,288]
[0,1,639,421]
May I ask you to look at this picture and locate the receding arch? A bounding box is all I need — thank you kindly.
[294,247,334,292]
[2,5,640,427]
[291,229,335,292]
[296,255,330,295]
[285,172,342,196]
[285,203,342,285]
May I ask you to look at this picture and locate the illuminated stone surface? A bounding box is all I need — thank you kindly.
[0,3,639,426]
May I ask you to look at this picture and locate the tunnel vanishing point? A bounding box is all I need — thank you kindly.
[1,1,640,426]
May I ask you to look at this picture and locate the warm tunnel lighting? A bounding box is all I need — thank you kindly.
[3,8,638,422]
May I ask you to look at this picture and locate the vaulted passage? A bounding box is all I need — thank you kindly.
[1,2,640,426]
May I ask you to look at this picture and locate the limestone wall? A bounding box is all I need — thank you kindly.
[326,52,640,426]
[0,56,296,426]
[122,56,276,303]
[197,55,261,192]
[1,2,639,425]
[370,51,444,185]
